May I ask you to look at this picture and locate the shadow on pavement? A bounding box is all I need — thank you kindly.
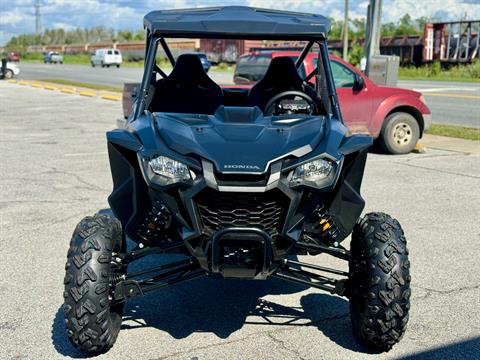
[301,293,374,353]
[52,275,387,357]
[52,308,89,358]
[120,276,308,338]
[398,336,480,360]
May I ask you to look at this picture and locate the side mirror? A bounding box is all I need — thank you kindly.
[353,74,365,91]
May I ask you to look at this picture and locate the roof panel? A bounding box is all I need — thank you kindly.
[144,6,330,40]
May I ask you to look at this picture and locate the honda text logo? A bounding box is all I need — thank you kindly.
[224,164,262,170]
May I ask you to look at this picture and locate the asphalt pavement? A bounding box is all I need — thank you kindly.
[1,81,479,359]
[398,80,480,128]
[16,62,480,128]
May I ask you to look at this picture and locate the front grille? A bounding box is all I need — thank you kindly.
[195,189,287,238]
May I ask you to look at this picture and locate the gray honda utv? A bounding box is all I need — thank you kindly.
[63,6,411,355]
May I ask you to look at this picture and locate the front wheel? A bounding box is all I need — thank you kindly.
[349,212,411,352]
[63,214,125,354]
[378,112,420,154]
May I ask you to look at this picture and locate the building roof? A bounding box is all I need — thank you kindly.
[144,6,330,40]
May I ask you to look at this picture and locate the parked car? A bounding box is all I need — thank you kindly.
[234,51,432,154]
[7,51,20,62]
[91,48,122,67]
[44,51,63,64]
[0,59,20,79]
[64,6,411,355]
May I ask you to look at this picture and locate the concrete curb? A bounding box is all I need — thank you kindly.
[60,87,76,94]
[5,79,120,102]
[101,94,122,101]
[79,90,97,97]
[43,84,58,91]
[421,134,480,155]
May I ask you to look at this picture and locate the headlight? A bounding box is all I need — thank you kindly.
[290,158,339,189]
[142,155,192,186]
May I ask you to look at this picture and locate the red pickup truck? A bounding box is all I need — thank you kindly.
[234,51,431,154]
[122,51,431,154]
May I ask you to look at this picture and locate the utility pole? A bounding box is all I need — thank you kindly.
[364,0,382,76]
[34,0,42,35]
[342,0,349,61]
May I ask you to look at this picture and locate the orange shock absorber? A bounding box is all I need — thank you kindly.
[315,206,339,240]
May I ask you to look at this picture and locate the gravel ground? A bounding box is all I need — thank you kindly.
[0,82,479,359]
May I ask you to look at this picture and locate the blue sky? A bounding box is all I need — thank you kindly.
[1,0,480,45]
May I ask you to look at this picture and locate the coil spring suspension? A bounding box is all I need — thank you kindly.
[313,205,339,241]
[137,199,172,245]
[110,273,125,286]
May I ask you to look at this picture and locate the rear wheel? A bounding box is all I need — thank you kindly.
[91,62,95,67]
[349,212,411,352]
[63,214,125,354]
[4,69,13,79]
[378,112,419,154]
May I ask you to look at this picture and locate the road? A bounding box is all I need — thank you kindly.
[398,80,480,128]
[1,82,479,359]
[16,62,480,128]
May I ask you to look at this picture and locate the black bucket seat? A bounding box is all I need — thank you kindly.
[151,54,223,115]
[247,56,316,113]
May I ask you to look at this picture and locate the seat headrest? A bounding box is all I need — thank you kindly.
[168,54,207,84]
[262,57,303,87]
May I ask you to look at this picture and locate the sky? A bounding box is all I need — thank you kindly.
[1,0,480,46]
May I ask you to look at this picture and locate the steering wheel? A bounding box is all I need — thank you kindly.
[264,90,315,116]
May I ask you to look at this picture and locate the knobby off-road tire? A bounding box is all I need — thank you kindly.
[63,214,125,354]
[349,212,411,351]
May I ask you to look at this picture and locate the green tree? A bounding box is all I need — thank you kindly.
[118,30,133,42]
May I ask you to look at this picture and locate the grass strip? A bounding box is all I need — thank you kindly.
[427,124,480,141]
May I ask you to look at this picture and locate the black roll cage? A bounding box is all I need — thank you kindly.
[132,35,343,124]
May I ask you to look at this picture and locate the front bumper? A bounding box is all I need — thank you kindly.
[423,114,432,132]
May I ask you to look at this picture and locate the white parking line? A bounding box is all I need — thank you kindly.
[64,151,107,157]
[413,87,479,92]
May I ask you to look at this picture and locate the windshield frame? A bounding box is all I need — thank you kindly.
[133,35,343,124]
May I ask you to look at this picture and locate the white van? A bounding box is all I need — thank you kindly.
[91,49,122,68]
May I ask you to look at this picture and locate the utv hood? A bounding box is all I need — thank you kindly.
[154,106,325,173]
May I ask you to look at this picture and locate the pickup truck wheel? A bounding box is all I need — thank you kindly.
[91,62,95,67]
[349,212,411,352]
[378,112,419,154]
[4,69,13,79]
[63,214,125,354]
[116,64,120,68]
